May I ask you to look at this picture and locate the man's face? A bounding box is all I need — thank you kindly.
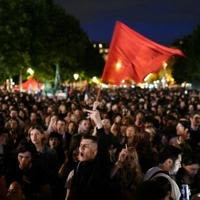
[191,114,200,127]
[176,123,189,140]
[56,120,66,133]
[10,119,18,129]
[184,164,200,177]
[18,151,32,169]
[30,113,37,122]
[170,155,182,175]
[78,139,97,162]
[102,119,111,130]
[126,126,136,138]
[79,120,91,134]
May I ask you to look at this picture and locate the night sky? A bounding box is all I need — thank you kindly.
[54,0,200,45]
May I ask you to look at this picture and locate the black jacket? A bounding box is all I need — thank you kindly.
[68,128,114,200]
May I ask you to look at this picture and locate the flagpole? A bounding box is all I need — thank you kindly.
[96,87,101,101]
[92,86,101,111]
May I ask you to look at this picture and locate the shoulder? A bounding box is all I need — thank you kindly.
[143,167,160,181]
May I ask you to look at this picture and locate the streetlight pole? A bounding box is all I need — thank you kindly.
[19,69,22,92]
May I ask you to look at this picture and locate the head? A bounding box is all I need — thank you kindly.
[9,119,19,130]
[176,120,190,140]
[7,181,24,200]
[56,119,66,134]
[18,109,26,119]
[30,112,37,123]
[135,111,145,126]
[74,109,82,120]
[58,104,67,114]
[111,104,119,113]
[29,125,45,145]
[68,121,77,135]
[182,155,200,178]
[114,115,122,124]
[78,119,91,135]
[190,111,200,128]
[78,135,98,162]
[47,106,53,115]
[10,110,18,119]
[159,145,182,175]
[48,132,62,149]
[137,176,171,200]
[124,147,140,169]
[102,118,111,131]
[17,143,36,169]
[126,125,136,138]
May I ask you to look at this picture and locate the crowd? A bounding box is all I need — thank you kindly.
[0,86,200,200]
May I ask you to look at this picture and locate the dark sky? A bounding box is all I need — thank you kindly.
[54,0,200,45]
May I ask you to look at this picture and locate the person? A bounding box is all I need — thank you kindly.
[5,142,52,200]
[176,154,200,198]
[55,118,71,151]
[137,176,172,200]
[169,119,192,156]
[189,111,200,158]
[6,181,25,200]
[0,174,7,200]
[29,125,60,199]
[111,147,143,200]
[69,119,92,153]
[144,145,182,200]
[66,109,114,200]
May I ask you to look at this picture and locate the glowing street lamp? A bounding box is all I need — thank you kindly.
[92,76,100,84]
[73,73,79,81]
[27,68,35,76]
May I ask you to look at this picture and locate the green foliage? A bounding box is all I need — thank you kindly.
[172,24,200,84]
[0,0,104,83]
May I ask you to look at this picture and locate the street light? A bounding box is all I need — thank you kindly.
[73,73,79,81]
[27,68,34,76]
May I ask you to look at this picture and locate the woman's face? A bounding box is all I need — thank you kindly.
[49,137,60,149]
[30,128,44,145]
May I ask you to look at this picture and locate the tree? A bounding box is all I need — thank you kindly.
[0,0,104,83]
[172,24,200,85]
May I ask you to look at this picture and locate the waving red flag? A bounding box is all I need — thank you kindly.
[101,21,185,85]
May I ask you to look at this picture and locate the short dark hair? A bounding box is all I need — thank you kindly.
[49,132,62,141]
[182,154,199,165]
[81,134,98,143]
[56,118,66,124]
[178,119,190,129]
[17,141,37,156]
[137,176,171,200]
[159,145,182,164]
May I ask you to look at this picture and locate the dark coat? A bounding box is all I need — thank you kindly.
[68,128,115,200]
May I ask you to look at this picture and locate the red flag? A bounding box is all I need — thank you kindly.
[101,21,185,85]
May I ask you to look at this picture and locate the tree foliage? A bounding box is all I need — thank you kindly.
[0,0,104,83]
[172,24,200,85]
